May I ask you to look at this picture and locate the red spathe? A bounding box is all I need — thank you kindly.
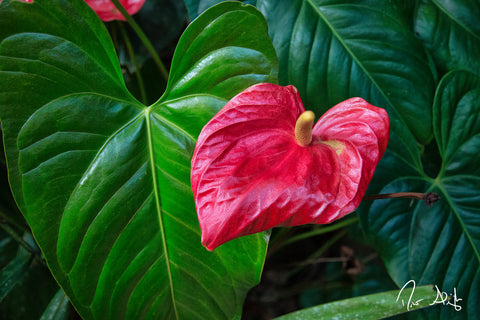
[191,83,390,250]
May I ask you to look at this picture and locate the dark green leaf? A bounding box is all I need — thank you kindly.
[0,0,278,319]
[275,285,437,320]
[362,178,430,286]
[257,0,436,147]
[360,70,480,320]
[433,71,480,167]
[414,0,480,75]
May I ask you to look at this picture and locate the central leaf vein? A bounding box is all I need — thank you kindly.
[145,107,179,319]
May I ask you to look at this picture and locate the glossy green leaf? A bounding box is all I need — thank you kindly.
[414,0,480,75]
[0,0,278,319]
[360,70,480,320]
[275,285,437,320]
[0,0,131,214]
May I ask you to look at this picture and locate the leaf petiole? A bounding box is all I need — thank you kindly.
[363,192,440,206]
[0,219,44,265]
[118,22,148,104]
[109,0,169,81]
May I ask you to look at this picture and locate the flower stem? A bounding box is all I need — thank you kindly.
[295,111,315,146]
[287,229,348,277]
[363,192,440,206]
[110,0,169,82]
[280,216,358,248]
[0,222,36,256]
[267,216,358,258]
[119,22,148,104]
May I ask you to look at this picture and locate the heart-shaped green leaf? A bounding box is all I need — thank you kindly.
[414,0,480,76]
[0,0,278,319]
[360,70,480,320]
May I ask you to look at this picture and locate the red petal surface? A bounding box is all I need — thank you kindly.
[191,84,389,250]
[84,0,145,21]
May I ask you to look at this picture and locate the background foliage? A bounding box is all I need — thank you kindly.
[1,0,479,319]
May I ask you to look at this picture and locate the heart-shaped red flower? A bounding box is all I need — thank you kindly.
[191,83,389,250]
[84,0,145,21]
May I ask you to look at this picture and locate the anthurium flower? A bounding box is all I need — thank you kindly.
[191,83,390,251]
[84,0,145,21]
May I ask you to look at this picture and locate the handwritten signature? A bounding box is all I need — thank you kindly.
[396,280,462,311]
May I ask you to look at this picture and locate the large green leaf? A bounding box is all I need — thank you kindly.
[257,0,436,151]
[0,0,278,319]
[359,70,480,320]
[414,0,480,76]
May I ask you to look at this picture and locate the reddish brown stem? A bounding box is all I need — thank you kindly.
[363,192,440,207]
